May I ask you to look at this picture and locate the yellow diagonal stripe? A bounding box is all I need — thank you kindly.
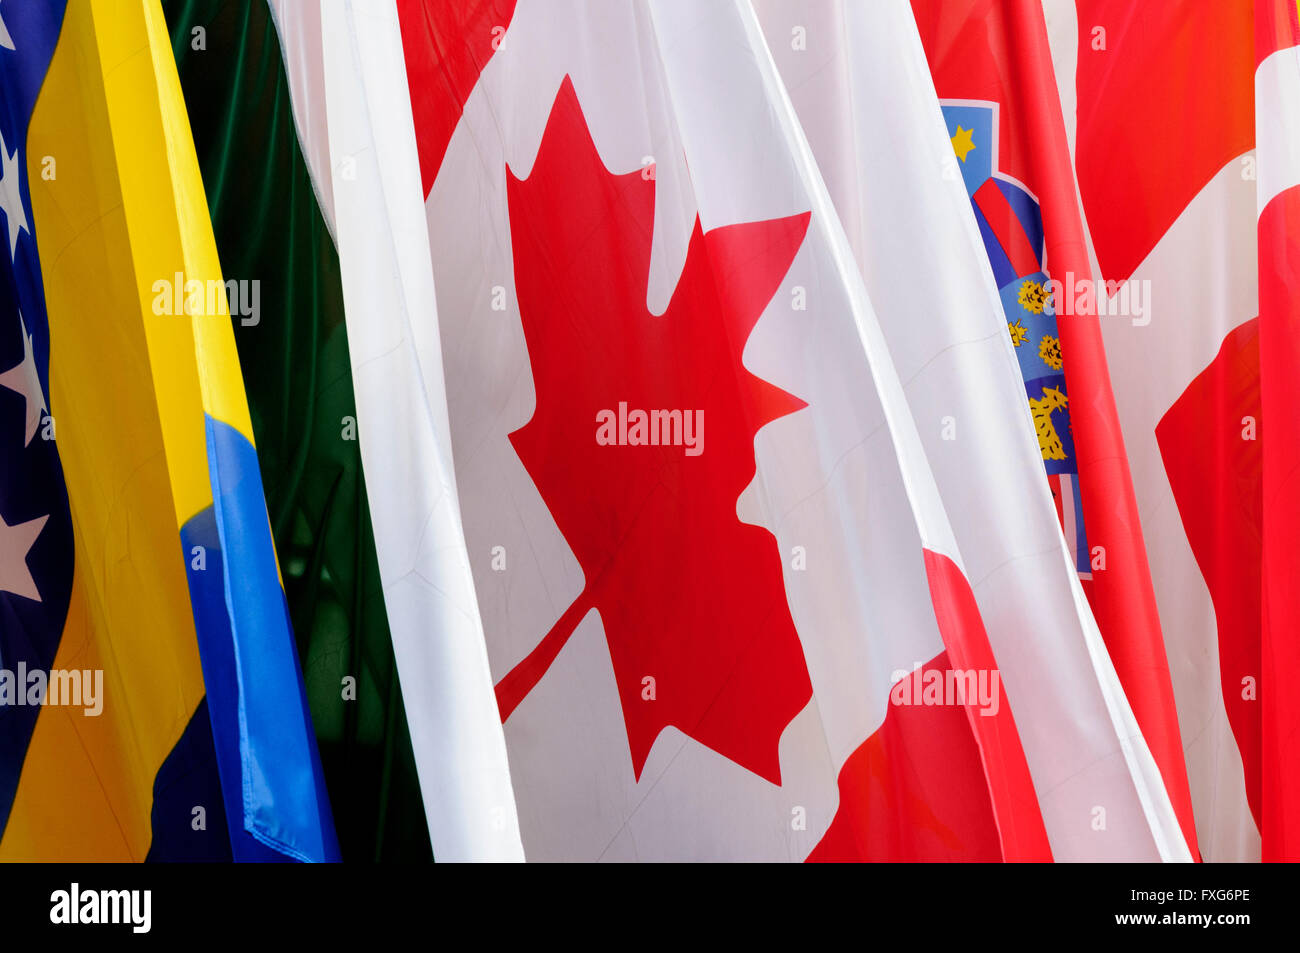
[0,0,224,859]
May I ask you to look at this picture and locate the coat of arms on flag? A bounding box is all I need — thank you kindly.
[8,0,1298,880]
[942,100,1090,578]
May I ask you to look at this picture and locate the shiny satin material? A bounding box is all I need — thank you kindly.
[164,0,431,861]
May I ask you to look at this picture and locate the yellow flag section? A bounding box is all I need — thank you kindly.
[2,0,337,861]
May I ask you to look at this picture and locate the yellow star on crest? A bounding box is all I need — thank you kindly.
[951,125,976,163]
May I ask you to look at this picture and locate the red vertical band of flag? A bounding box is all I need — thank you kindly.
[1257,0,1300,848]
[1259,189,1300,863]
[912,0,1199,858]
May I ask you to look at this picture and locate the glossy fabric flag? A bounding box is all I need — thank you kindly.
[912,0,1199,860]
[752,0,1190,861]
[1256,0,1300,862]
[0,0,336,861]
[1042,0,1261,861]
[393,0,1068,861]
[162,0,432,862]
[269,0,526,862]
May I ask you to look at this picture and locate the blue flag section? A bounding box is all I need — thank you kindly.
[0,0,73,839]
[0,0,339,861]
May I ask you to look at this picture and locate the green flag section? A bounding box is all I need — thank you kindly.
[163,0,432,862]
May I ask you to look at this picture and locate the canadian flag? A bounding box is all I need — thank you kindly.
[369,0,1202,860]
[397,0,1036,861]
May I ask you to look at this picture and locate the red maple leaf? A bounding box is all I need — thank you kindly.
[494,76,813,785]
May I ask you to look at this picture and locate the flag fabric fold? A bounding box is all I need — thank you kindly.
[1255,0,1300,862]
[1040,0,1300,863]
[378,0,1187,861]
[163,0,433,862]
[755,0,1190,862]
[3,0,1296,865]
[0,0,337,862]
[912,0,1199,860]
[1043,0,1262,861]
[268,0,526,863]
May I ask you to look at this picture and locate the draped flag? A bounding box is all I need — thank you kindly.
[0,0,336,861]
[752,0,1190,861]
[366,0,1194,861]
[1256,0,1300,862]
[1049,0,1300,862]
[5,0,1294,866]
[163,0,432,862]
[913,0,1200,860]
[268,0,525,862]
[1042,0,1262,861]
